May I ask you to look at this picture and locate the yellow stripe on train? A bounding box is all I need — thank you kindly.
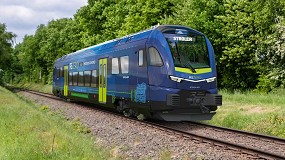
[175,67,212,74]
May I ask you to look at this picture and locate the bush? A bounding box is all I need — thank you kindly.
[256,75,275,93]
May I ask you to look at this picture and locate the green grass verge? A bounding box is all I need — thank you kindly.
[11,82,52,94]
[0,86,110,159]
[207,89,285,138]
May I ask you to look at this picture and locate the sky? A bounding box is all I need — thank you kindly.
[0,0,88,44]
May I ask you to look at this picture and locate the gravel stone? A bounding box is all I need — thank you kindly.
[160,122,285,158]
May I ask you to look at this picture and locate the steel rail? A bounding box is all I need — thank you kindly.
[150,122,285,160]
[188,121,285,145]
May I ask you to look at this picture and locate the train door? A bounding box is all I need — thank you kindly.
[146,44,166,87]
[63,65,68,96]
[134,48,149,103]
[99,58,107,103]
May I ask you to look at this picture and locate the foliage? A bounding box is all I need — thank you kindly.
[117,0,174,36]
[0,23,16,85]
[256,16,285,91]
[0,23,15,69]
[15,18,82,84]
[218,0,284,90]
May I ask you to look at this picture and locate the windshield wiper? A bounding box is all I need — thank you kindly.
[175,42,196,73]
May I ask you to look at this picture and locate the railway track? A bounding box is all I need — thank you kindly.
[159,121,285,160]
[19,89,285,159]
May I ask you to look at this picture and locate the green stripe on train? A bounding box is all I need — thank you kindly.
[71,92,89,99]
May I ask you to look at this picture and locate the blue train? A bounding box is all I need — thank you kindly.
[53,25,222,121]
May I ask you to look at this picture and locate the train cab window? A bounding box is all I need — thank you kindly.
[78,71,84,86]
[69,72,73,86]
[91,70,97,87]
[72,72,78,86]
[148,47,163,66]
[120,56,129,74]
[138,50,144,66]
[84,70,91,87]
[112,58,119,74]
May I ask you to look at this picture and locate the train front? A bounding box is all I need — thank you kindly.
[148,25,222,121]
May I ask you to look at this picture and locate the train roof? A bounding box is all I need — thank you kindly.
[54,25,202,64]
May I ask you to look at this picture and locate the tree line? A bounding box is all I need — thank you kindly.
[1,0,285,92]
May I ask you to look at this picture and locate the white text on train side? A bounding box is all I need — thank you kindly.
[83,60,96,66]
[173,37,194,41]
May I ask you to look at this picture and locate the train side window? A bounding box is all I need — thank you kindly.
[148,47,163,66]
[61,67,64,77]
[78,71,84,86]
[112,58,119,74]
[91,70,97,87]
[57,68,61,77]
[138,50,143,66]
[69,72,73,86]
[73,72,78,86]
[120,56,129,74]
[84,70,91,87]
[57,68,60,77]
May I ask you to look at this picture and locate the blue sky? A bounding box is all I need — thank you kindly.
[0,0,87,44]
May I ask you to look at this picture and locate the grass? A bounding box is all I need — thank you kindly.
[207,89,285,138]
[219,89,285,106]
[10,82,52,94]
[0,86,110,159]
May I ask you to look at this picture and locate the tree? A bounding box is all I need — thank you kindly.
[256,16,285,92]
[0,23,15,70]
[75,1,108,46]
[16,35,39,82]
[117,0,174,36]
[218,0,284,90]
[75,0,175,45]
[0,23,16,85]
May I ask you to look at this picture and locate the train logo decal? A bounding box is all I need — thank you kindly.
[135,83,146,103]
[69,62,78,69]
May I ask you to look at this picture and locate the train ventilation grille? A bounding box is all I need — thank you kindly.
[189,91,206,96]
[215,95,222,105]
[167,94,180,106]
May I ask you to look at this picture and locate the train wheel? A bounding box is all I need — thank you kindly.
[123,109,132,117]
[137,114,145,120]
[57,91,61,97]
